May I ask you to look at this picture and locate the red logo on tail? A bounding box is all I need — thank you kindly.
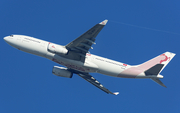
[160,54,170,64]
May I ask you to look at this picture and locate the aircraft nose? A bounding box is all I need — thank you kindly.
[4,35,19,49]
[4,35,15,45]
[4,36,9,42]
[4,35,14,43]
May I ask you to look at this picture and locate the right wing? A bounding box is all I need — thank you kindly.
[77,73,119,95]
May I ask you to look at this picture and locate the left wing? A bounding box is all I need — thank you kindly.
[77,73,119,95]
[65,20,108,61]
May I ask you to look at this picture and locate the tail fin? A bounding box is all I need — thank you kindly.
[138,52,176,73]
[140,52,176,87]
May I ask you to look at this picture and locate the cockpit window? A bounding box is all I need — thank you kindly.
[10,35,13,37]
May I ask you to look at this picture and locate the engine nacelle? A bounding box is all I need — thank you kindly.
[52,66,73,78]
[48,43,68,55]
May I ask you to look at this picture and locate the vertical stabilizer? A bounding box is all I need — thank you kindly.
[138,52,176,74]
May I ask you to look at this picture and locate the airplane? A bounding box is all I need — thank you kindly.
[4,19,176,95]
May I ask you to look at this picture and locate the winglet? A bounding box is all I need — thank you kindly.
[99,19,108,25]
[113,92,119,95]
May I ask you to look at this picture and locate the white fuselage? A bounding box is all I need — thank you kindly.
[4,35,148,78]
[3,18,175,91]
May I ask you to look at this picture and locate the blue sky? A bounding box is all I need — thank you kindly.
[1,0,180,113]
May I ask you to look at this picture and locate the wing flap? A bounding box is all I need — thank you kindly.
[77,73,118,95]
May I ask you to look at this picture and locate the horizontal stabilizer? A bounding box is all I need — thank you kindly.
[145,64,164,76]
[151,78,167,88]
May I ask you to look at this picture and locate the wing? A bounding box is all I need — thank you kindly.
[65,20,108,61]
[77,73,119,95]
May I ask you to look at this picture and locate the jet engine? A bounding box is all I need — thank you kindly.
[48,43,68,55]
[52,66,73,78]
